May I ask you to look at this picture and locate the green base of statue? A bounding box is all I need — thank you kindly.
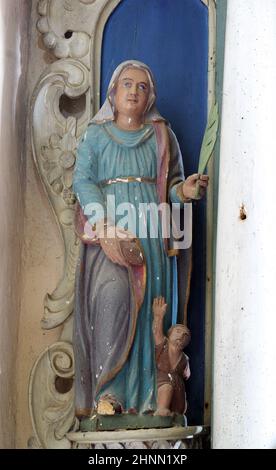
[80,413,186,432]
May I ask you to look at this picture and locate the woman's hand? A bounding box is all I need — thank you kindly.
[182,174,209,200]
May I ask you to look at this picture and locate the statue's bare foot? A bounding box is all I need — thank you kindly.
[97,395,122,415]
[154,407,173,417]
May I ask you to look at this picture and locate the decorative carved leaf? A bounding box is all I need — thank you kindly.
[47,166,63,185]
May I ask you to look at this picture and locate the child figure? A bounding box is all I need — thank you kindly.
[152,297,191,417]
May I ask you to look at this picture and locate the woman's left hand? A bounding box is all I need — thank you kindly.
[182,174,209,200]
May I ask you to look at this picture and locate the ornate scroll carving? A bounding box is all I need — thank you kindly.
[31,58,90,329]
[29,342,76,449]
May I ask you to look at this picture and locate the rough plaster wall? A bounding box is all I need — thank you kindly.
[15,2,63,448]
[0,0,31,449]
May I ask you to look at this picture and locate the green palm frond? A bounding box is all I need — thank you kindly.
[198,102,219,175]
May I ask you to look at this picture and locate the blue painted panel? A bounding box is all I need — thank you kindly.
[101,0,208,425]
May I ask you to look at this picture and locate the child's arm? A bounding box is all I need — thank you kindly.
[152,297,167,346]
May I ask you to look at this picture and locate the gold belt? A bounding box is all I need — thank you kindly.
[100,176,157,186]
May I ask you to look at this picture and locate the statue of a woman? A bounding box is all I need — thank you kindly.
[73,60,208,420]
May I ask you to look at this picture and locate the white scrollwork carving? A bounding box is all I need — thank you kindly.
[31,58,90,329]
[29,342,76,449]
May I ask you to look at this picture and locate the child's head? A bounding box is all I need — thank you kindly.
[167,324,191,350]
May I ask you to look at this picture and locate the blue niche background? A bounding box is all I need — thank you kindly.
[101,0,208,425]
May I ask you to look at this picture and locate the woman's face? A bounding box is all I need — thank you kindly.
[114,67,150,120]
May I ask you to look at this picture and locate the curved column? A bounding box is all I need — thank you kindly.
[213,0,276,449]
